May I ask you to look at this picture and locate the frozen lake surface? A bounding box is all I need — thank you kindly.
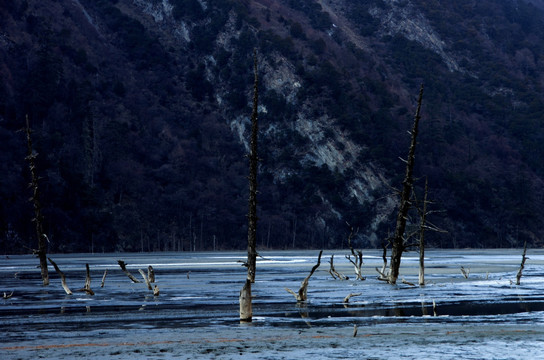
[1,249,544,359]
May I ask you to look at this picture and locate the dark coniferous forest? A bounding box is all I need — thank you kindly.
[1,0,544,253]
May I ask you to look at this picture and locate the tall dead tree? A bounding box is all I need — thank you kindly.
[389,84,424,285]
[240,49,259,322]
[418,178,429,286]
[25,116,49,286]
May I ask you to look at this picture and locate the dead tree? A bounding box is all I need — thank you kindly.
[80,263,94,295]
[329,254,348,280]
[389,84,424,284]
[286,250,322,302]
[24,116,49,286]
[117,260,141,283]
[138,269,152,290]
[516,241,528,285]
[240,49,260,322]
[148,266,155,283]
[418,178,429,286]
[48,258,71,295]
[345,224,364,280]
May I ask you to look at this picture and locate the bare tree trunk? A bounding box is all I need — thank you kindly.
[48,258,71,295]
[239,279,252,322]
[25,116,49,286]
[419,178,429,286]
[240,49,260,322]
[82,263,94,295]
[516,241,528,285]
[286,250,322,302]
[389,84,424,284]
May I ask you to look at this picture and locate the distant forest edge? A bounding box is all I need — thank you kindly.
[1,0,544,253]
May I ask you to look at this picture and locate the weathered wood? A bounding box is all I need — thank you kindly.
[353,324,358,337]
[25,116,49,286]
[81,263,94,295]
[329,255,348,280]
[389,85,424,284]
[153,285,160,296]
[343,292,362,303]
[48,258,72,295]
[138,269,152,290]
[461,266,470,279]
[345,225,364,280]
[240,49,260,323]
[239,279,252,322]
[246,48,259,284]
[148,266,155,283]
[3,291,14,299]
[516,241,528,285]
[101,269,108,288]
[117,260,141,283]
[285,250,322,302]
[418,178,428,286]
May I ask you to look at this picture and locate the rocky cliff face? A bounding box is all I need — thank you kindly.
[1,0,544,253]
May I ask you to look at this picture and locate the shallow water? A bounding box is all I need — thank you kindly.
[1,249,544,359]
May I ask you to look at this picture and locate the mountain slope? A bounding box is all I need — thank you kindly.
[1,0,544,253]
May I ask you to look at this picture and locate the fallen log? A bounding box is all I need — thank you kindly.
[285,250,322,302]
[117,260,141,283]
[48,258,72,295]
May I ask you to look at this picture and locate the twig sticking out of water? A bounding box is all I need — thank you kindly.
[461,266,470,279]
[516,241,528,286]
[101,269,108,288]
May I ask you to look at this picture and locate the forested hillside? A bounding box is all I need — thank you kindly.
[1,0,544,253]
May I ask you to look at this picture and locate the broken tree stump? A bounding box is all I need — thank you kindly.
[80,263,94,295]
[117,260,141,283]
[48,258,72,295]
[148,266,155,283]
[285,250,322,302]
